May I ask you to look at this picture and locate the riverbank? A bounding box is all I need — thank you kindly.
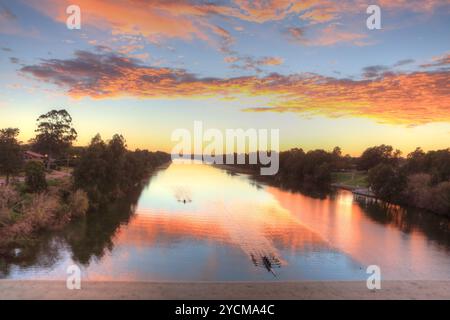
[213,163,257,175]
[215,164,375,197]
[0,280,449,299]
[0,175,89,252]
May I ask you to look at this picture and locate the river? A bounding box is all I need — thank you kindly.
[1,162,450,281]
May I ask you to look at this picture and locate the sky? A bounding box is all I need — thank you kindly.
[0,0,449,156]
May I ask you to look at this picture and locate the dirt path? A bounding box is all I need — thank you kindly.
[0,280,449,300]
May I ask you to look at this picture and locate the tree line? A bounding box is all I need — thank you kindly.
[73,133,170,207]
[0,109,170,250]
[223,147,344,188]
[0,109,170,203]
[363,145,450,216]
[225,144,450,216]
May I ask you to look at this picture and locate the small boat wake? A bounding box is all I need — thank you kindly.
[173,186,192,203]
[250,252,281,277]
[216,202,284,277]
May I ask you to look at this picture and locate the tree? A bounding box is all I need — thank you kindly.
[405,147,427,174]
[426,149,450,184]
[32,110,77,165]
[368,163,406,202]
[0,128,23,184]
[73,133,170,207]
[358,144,401,171]
[431,181,450,216]
[73,134,128,205]
[73,134,109,205]
[25,161,47,193]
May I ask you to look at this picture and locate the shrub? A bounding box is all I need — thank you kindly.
[0,185,20,210]
[22,193,58,229]
[68,189,89,217]
[25,161,47,193]
[4,193,58,238]
[0,185,20,226]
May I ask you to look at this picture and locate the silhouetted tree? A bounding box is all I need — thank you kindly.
[0,128,23,184]
[368,163,406,202]
[405,147,427,174]
[426,149,450,184]
[358,144,401,171]
[32,110,77,165]
[73,133,170,207]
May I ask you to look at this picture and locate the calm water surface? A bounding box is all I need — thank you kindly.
[1,163,450,281]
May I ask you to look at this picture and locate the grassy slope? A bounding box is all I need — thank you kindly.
[331,171,368,188]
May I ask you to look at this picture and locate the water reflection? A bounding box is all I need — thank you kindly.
[64,191,142,265]
[268,187,450,279]
[1,163,449,281]
[356,197,450,252]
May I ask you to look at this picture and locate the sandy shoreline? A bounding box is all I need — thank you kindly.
[0,280,449,300]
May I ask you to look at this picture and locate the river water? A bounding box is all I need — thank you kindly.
[1,162,450,281]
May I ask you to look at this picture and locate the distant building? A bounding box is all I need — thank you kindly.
[23,150,45,162]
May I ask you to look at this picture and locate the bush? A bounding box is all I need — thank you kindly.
[2,193,59,238]
[68,190,89,217]
[0,185,20,210]
[25,161,47,193]
[0,185,20,226]
[22,193,58,229]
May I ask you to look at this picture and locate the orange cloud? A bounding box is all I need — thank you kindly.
[224,56,239,63]
[21,50,450,126]
[259,57,284,66]
[25,0,449,48]
[28,0,235,50]
[226,0,447,23]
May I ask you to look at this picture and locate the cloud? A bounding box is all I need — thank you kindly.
[224,56,240,63]
[0,4,16,22]
[299,6,340,24]
[362,59,419,79]
[420,53,450,69]
[287,24,368,46]
[287,27,306,42]
[28,0,236,52]
[25,0,449,50]
[9,57,19,64]
[259,57,284,66]
[21,50,198,98]
[0,3,39,36]
[394,59,415,67]
[362,65,391,78]
[225,55,284,72]
[0,4,19,34]
[227,0,448,27]
[21,50,450,126]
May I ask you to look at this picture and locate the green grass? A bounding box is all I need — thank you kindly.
[331,171,368,188]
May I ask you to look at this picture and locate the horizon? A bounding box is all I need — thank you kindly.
[8,113,450,157]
